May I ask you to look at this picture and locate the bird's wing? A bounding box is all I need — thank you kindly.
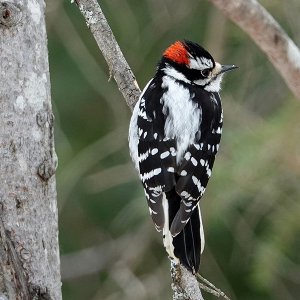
[136,77,177,230]
[170,142,217,236]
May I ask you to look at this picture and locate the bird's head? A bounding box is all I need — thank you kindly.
[159,40,237,92]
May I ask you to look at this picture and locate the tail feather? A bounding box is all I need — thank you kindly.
[173,205,201,272]
[165,189,204,273]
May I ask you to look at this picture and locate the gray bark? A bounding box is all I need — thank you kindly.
[210,0,300,100]
[0,1,62,299]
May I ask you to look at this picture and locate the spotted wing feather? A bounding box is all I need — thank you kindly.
[171,144,216,235]
[137,76,177,230]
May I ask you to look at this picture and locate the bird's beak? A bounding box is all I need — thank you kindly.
[220,64,238,74]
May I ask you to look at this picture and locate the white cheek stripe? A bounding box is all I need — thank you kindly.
[163,65,191,83]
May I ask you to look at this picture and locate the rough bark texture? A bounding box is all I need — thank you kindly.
[210,0,300,100]
[73,0,203,299]
[0,1,61,299]
[171,263,203,300]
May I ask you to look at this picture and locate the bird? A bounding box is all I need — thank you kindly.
[128,40,237,273]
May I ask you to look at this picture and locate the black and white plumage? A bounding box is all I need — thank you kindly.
[129,40,237,273]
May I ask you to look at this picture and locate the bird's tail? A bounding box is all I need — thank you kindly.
[165,190,204,273]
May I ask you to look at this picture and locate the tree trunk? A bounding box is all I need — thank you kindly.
[0,1,62,299]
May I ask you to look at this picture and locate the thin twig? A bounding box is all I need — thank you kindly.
[209,0,300,100]
[198,282,222,298]
[197,274,231,300]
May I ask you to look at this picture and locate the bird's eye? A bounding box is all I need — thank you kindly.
[201,69,210,77]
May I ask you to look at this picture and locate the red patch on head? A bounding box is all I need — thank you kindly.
[163,41,189,65]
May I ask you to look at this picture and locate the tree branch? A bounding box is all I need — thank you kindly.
[73,0,203,298]
[73,0,140,111]
[171,263,203,300]
[209,0,300,100]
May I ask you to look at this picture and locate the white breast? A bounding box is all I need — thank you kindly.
[161,76,202,163]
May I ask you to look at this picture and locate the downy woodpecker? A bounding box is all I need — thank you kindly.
[129,40,237,273]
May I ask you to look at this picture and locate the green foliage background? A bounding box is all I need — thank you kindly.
[46,0,300,299]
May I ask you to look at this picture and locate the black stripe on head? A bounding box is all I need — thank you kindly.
[157,41,216,83]
[183,40,215,67]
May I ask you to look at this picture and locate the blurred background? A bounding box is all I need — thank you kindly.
[46,0,300,299]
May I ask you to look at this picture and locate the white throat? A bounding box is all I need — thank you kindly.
[203,74,224,92]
